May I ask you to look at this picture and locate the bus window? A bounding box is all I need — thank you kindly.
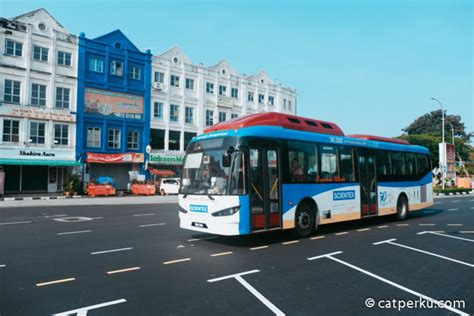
[417,154,429,176]
[319,145,337,182]
[339,146,354,182]
[391,152,406,176]
[406,153,416,176]
[377,151,392,179]
[229,152,246,195]
[288,141,318,183]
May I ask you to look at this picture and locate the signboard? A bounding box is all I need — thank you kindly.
[1,147,75,160]
[439,142,456,181]
[84,88,143,120]
[149,151,185,165]
[86,152,144,164]
[0,104,75,122]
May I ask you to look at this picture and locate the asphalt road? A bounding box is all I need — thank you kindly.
[0,195,473,316]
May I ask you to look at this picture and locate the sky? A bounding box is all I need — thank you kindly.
[2,0,472,139]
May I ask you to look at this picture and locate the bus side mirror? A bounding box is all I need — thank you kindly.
[222,146,235,168]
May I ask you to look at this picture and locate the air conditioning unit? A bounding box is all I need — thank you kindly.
[153,82,164,90]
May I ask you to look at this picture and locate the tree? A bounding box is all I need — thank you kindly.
[403,110,467,141]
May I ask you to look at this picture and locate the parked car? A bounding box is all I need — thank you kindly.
[159,178,180,195]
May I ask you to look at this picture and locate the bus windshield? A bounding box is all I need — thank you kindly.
[180,138,245,196]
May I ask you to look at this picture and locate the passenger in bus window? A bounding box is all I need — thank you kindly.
[290,158,304,182]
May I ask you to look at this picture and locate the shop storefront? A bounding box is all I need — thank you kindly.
[0,148,80,193]
[85,152,144,190]
[148,151,185,178]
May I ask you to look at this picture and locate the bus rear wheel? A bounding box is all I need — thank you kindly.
[396,195,408,221]
[294,206,314,238]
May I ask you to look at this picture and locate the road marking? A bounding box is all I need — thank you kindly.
[377,225,389,229]
[91,216,103,220]
[460,231,474,234]
[163,258,191,265]
[470,207,474,209]
[250,245,269,250]
[0,264,5,268]
[396,224,410,226]
[448,208,459,211]
[139,223,166,227]
[36,277,75,287]
[307,251,468,316]
[373,239,474,267]
[447,224,463,226]
[310,235,326,240]
[418,231,474,243]
[211,251,233,257]
[54,217,93,223]
[187,236,218,242]
[107,267,141,275]
[357,228,370,232]
[0,221,31,226]
[57,230,92,236]
[208,270,285,316]
[133,213,155,217]
[282,240,299,245]
[91,247,133,255]
[335,232,348,235]
[419,223,436,226]
[53,299,127,315]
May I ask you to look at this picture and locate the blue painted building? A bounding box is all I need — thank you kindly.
[76,30,151,190]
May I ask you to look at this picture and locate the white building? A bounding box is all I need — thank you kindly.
[149,47,296,174]
[0,9,79,193]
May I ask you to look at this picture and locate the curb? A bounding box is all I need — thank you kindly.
[1,195,82,202]
[434,191,474,198]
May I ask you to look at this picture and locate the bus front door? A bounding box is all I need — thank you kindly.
[248,148,281,231]
[358,152,378,217]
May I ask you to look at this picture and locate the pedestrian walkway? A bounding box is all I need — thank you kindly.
[0,194,178,208]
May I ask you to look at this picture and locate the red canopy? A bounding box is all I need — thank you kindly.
[148,168,175,176]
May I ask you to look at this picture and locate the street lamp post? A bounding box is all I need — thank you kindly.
[431,97,445,189]
[448,122,455,145]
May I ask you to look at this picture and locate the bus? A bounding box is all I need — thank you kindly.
[178,112,433,237]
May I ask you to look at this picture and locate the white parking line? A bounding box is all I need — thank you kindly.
[90,247,133,255]
[396,224,410,226]
[53,299,127,315]
[307,251,468,316]
[460,231,474,234]
[107,267,141,275]
[211,251,233,257]
[357,228,370,232]
[163,258,191,265]
[419,223,436,226]
[0,221,32,226]
[187,236,218,242]
[377,225,389,229]
[373,239,474,267]
[57,230,92,236]
[447,224,463,226]
[310,235,326,240]
[133,213,156,217]
[282,240,299,245]
[208,270,285,316]
[335,232,348,235]
[36,277,75,287]
[250,245,269,250]
[139,223,166,227]
[448,208,459,211]
[0,264,5,268]
[418,231,474,243]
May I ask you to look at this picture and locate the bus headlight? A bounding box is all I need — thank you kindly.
[212,206,239,217]
[179,206,188,214]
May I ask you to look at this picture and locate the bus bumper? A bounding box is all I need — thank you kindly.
[179,212,241,236]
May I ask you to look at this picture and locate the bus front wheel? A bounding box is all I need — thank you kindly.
[294,206,314,238]
[396,195,408,221]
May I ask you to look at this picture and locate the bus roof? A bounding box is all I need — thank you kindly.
[204,112,345,136]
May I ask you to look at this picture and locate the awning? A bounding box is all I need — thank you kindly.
[148,168,175,176]
[0,158,81,166]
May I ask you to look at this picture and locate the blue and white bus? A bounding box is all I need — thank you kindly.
[178,112,433,237]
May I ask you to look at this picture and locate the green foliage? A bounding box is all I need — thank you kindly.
[64,174,81,194]
[403,109,467,141]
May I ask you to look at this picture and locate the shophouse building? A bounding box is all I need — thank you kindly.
[0,9,79,193]
[76,30,151,190]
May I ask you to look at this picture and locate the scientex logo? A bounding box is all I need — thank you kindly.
[190,205,208,213]
[333,190,356,201]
